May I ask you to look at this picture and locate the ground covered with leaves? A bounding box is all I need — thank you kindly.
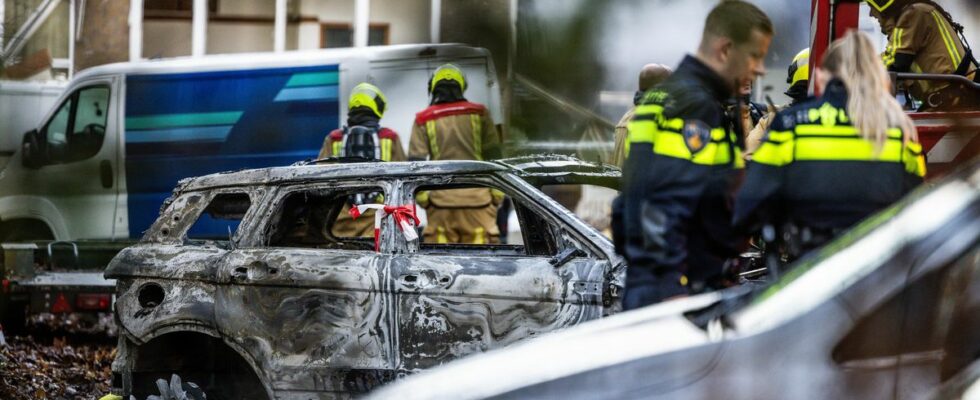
[0,334,115,399]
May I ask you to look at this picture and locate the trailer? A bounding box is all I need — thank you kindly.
[0,240,129,334]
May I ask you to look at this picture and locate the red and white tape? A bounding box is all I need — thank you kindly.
[349,204,424,251]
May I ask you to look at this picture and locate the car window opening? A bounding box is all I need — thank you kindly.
[266,187,385,251]
[414,183,560,257]
[185,192,252,245]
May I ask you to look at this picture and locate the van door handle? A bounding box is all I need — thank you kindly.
[100,160,113,188]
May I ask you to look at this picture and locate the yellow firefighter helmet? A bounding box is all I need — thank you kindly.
[428,64,467,93]
[787,48,811,85]
[348,82,387,118]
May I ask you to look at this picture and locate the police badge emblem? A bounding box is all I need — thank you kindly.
[682,120,711,154]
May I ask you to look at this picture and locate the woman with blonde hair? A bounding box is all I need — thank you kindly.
[733,30,926,259]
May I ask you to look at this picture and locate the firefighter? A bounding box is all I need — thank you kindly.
[409,64,503,244]
[734,31,926,261]
[611,63,673,167]
[869,0,979,110]
[614,0,773,309]
[319,82,405,161]
[319,82,405,238]
[785,48,811,106]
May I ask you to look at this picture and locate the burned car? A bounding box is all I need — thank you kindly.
[104,156,624,399]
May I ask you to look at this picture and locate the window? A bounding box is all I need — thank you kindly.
[42,86,110,164]
[144,0,217,13]
[186,193,252,243]
[44,99,72,162]
[265,187,386,251]
[320,23,389,48]
[414,182,559,256]
[71,87,110,161]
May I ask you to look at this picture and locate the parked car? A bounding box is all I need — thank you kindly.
[370,159,980,400]
[104,156,624,399]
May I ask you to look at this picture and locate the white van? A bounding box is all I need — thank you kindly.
[0,44,502,242]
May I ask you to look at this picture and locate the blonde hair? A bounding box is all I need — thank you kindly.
[820,30,918,150]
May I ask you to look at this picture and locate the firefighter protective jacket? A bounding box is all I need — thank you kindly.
[883,3,977,100]
[616,55,744,284]
[733,79,926,235]
[409,101,502,209]
[409,101,498,162]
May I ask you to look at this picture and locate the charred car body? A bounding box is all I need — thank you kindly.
[104,156,624,399]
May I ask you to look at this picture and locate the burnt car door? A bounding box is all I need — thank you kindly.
[215,181,399,394]
[389,172,621,371]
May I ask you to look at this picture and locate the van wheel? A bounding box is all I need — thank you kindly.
[0,220,54,242]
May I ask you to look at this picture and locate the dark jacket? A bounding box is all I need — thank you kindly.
[733,79,926,241]
[614,55,744,285]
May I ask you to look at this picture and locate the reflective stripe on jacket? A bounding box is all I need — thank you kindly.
[734,79,925,234]
[616,55,743,283]
[317,127,405,161]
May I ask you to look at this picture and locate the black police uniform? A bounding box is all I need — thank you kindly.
[733,79,926,255]
[614,55,744,310]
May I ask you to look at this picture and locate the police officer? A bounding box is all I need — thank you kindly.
[614,0,773,309]
[735,31,926,260]
[870,0,979,110]
[409,64,503,244]
[320,82,405,237]
[612,64,673,168]
[745,48,810,160]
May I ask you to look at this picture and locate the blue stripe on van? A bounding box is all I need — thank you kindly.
[125,64,340,238]
[273,85,339,102]
[127,126,234,143]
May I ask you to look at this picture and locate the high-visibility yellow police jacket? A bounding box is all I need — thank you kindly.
[733,79,926,236]
[614,55,744,285]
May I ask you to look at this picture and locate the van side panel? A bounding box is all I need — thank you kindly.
[124,65,340,238]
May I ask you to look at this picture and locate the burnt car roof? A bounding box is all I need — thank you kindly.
[177,159,508,191]
[176,155,619,192]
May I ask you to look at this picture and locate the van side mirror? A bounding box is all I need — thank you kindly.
[21,129,45,169]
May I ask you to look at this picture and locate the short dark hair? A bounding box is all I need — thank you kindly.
[703,0,774,45]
